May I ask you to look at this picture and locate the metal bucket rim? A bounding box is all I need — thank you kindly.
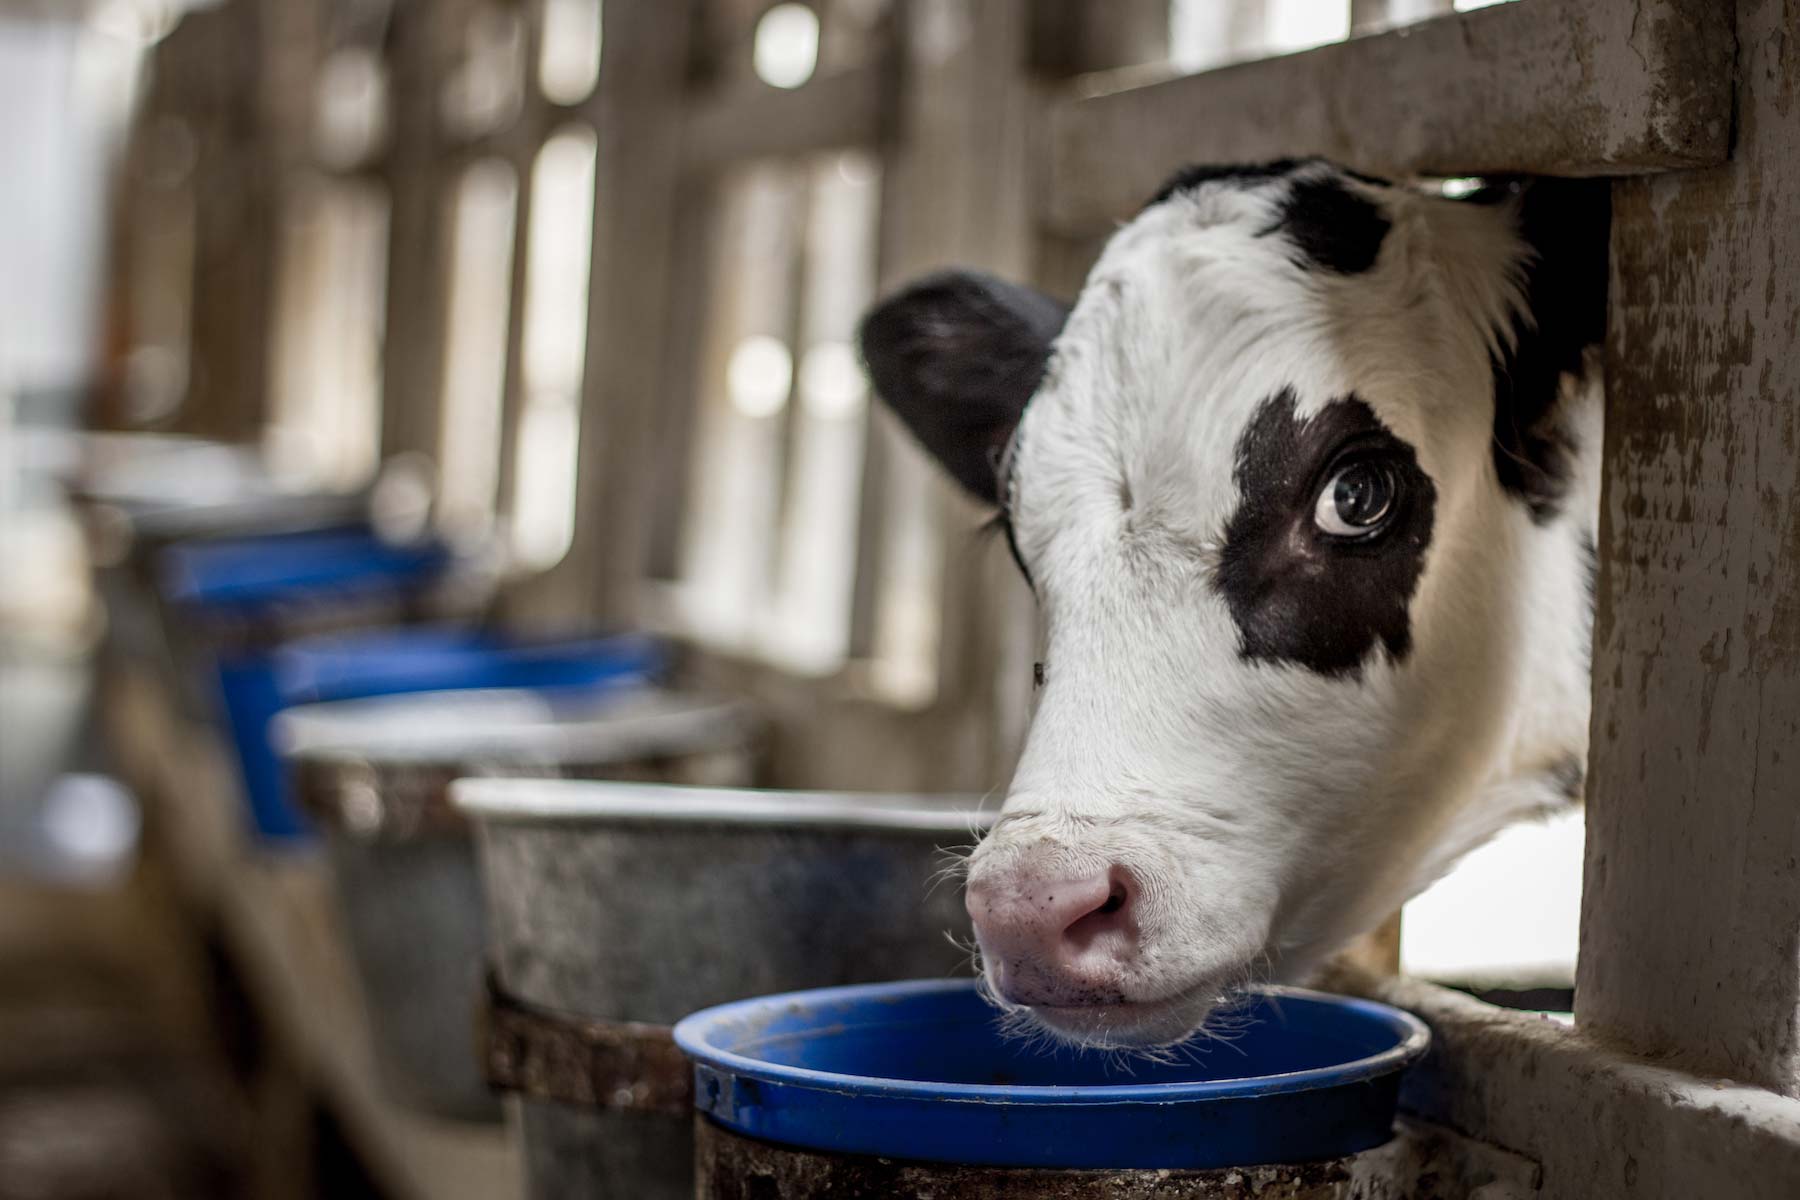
[673,977,1431,1105]
[275,688,753,767]
[451,780,997,835]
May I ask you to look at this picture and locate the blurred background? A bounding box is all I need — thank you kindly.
[0,1,1566,1196]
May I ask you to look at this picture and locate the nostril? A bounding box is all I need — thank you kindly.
[1097,882,1127,915]
[1061,872,1133,950]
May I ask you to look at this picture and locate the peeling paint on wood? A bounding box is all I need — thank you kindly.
[1582,0,1800,1099]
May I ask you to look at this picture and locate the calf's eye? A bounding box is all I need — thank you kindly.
[1314,460,1397,539]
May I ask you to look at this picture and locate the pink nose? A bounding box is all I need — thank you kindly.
[965,865,1136,1006]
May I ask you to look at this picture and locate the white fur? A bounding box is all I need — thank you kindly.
[972,164,1598,1048]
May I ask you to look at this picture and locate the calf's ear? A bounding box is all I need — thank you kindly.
[858,270,1070,505]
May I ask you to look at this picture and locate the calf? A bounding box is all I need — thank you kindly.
[860,159,1608,1048]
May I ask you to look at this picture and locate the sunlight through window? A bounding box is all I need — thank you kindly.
[438,159,517,542]
[798,341,865,421]
[513,124,597,569]
[727,334,794,418]
[753,3,819,89]
[539,0,602,105]
[266,179,388,487]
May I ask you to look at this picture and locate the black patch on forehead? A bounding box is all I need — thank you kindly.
[1142,159,1391,276]
[1214,391,1436,678]
[1143,159,1308,209]
[1266,175,1391,275]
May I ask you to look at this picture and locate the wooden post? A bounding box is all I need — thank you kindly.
[529,0,694,628]
[378,0,460,463]
[173,2,281,442]
[1578,0,1799,1097]
[492,9,547,538]
[849,0,1040,777]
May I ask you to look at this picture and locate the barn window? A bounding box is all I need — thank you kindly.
[1170,0,1352,72]
[436,159,518,545]
[669,149,882,678]
[512,124,598,569]
[752,4,821,89]
[539,0,603,106]
[313,45,387,170]
[266,177,389,488]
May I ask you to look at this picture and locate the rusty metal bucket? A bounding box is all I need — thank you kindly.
[453,781,993,1199]
[279,688,761,1122]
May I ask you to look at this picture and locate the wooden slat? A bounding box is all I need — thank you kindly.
[525,0,695,627]
[1578,0,1800,1097]
[168,2,282,442]
[849,0,1040,759]
[1043,0,1733,234]
[377,0,464,461]
[491,5,549,533]
[680,64,888,173]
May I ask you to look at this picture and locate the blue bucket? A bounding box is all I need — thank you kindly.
[213,628,664,840]
[158,524,452,613]
[161,524,663,840]
[674,978,1429,1171]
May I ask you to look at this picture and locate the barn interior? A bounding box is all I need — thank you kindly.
[1,1,1795,1198]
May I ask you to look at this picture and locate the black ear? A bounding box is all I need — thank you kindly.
[1471,177,1611,523]
[858,270,1070,505]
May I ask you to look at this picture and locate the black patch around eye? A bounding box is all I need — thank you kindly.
[1214,390,1437,679]
[1264,175,1391,275]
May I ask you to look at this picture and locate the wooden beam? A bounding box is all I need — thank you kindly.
[1043,0,1733,234]
[680,64,888,173]
[1578,0,1800,1097]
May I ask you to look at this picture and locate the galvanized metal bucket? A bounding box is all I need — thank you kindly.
[279,688,761,1122]
[452,781,993,1199]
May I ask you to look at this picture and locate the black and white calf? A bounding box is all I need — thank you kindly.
[860,158,1608,1049]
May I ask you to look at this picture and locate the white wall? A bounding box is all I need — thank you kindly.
[0,14,142,403]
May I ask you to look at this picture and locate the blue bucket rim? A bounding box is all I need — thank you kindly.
[672,977,1430,1106]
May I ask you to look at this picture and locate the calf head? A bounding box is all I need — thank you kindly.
[860,159,1607,1048]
